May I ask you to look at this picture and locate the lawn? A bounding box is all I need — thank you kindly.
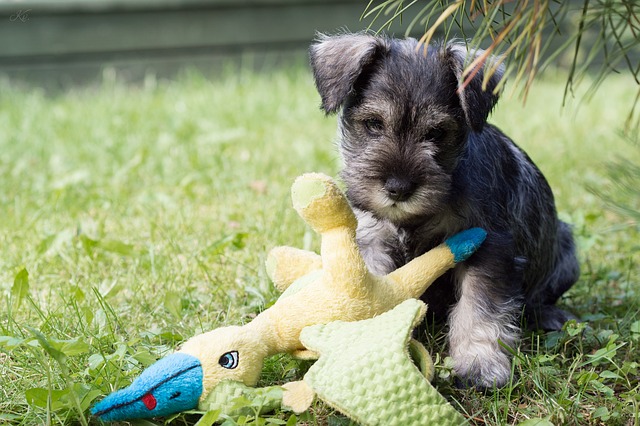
[0,63,638,426]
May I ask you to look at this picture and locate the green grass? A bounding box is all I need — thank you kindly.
[0,64,638,426]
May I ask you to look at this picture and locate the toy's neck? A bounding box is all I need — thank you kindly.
[249,307,300,355]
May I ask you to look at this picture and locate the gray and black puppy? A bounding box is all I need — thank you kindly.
[309,33,580,389]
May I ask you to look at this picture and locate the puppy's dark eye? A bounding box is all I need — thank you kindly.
[363,118,385,134]
[424,127,446,141]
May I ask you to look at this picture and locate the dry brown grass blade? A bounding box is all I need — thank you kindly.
[363,0,640,127]
[417,0,464,54]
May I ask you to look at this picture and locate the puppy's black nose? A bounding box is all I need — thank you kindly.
[384,176,416,202]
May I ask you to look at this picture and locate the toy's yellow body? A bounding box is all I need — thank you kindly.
[92,173,484,423]
[180,173,470,400]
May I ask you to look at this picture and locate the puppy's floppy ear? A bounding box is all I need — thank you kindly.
[445,43,505,131]
[309,33,389,114]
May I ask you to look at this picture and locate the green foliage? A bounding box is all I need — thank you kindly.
[0,66,638,425]
[10,268,29,311]
[593,132,640,225]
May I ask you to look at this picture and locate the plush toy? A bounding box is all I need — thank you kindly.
[91,173,485,423]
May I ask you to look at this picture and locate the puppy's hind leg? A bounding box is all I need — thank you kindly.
[448,234,524,389]
[525,221,580,331]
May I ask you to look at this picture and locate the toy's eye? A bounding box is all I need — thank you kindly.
[219,351,239,369]
[169,391,181,400]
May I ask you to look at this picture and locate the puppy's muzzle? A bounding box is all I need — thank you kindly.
[384,176,417,202]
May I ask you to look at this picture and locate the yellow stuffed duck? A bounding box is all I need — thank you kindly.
[92,173,485,423]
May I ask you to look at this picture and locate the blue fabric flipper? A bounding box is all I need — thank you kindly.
[445,228,487,263]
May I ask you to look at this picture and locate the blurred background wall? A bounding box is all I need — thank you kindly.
[0,0,416,88]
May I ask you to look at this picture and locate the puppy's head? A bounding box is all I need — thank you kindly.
[310,33,504,225]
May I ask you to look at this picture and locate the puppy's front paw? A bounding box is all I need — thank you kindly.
[448,265,521,390]
[452,345,512,389]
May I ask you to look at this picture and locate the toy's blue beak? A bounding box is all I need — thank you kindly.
[445,228,487,263]
[91,352,203,422]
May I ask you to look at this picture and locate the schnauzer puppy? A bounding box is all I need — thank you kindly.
[309,33,580,389]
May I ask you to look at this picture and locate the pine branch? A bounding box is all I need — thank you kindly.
[363,0,640,126]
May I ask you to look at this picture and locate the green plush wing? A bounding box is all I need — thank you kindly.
[199,380,283,418]
[300,299,467,426]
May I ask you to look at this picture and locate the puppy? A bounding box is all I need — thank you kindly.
[309,33,580,388]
